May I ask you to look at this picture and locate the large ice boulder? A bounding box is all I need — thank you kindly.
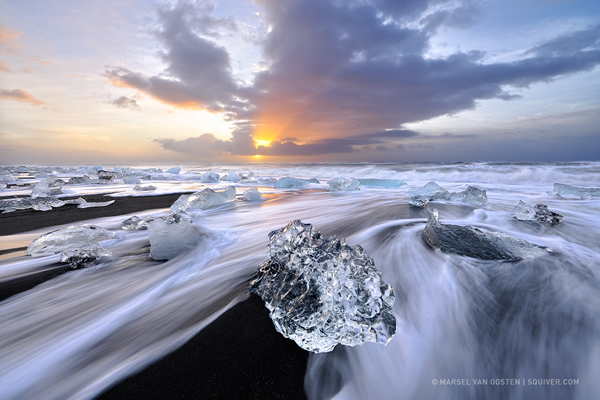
[422,209,551,262]
[148,213,209,260]
[250,220,396,353]
[170,187,236,212]
[60,243,111,269]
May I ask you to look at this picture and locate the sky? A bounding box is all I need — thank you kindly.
[0,0,599,164]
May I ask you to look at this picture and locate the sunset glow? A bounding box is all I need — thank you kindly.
[0,0,598,164]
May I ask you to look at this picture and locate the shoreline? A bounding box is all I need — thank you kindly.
[0,193,190,236]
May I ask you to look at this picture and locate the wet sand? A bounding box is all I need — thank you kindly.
[0,195,310,399]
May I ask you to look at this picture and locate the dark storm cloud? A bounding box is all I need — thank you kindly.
[111,0,600,158]
[111,96,139,110]
[105,1,252,120]
[154,127,257,156]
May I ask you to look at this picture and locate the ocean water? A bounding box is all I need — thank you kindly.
[0,162,599,399]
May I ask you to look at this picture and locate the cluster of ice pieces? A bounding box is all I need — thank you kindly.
[148,212,209,260]
[274,177,319,189]
[422,209,551,262]
[548,183,600,200]
[31,178,63,198]
[514,201,564,225]
[171,187,236,212]
[250,220,396,353]
[408,182,487,207]
[26,225,115,268]
[326,178,360,191]
[0,195,114,213]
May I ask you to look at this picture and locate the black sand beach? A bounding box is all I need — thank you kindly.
[0,195,310,399]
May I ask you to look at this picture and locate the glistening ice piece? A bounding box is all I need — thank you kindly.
[250,220,396,353]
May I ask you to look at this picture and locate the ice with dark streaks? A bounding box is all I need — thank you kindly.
[514,200,564,225]
[422,209,551,262]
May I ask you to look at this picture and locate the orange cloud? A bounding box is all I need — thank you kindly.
[0,24,22,55]
[0,60,12,72]
[0,88,46,106]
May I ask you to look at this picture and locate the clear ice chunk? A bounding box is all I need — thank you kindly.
[200,172,220,183]
[553,183,600,200]
[31,179,62,198]
[148,212,209,260]
[514,200,564,225]
[166,166,181,174]
[448,186,488,206]
[357,179,407,188]
[60,243,111,269]
[243,187,262,201]
[220,172,240,182]
[408,195,430,208]
[250,220,396,353]
[326,178,361,191]
[422,209,551,262]
[121,215,155,230]
[407,182,450,200]
[274,177,318,189]
[26,225,116,257]
[67,176,92,185]
[170,186,236,212]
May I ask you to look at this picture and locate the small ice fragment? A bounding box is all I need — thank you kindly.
[133,184,156,191]
[514,200,564,225]
[170,186,236,212]
[60,243,111,269]
[26,225,116,257]
[408,195,430,208]
[220,172,240,182]
[149,212,209,260]
[200,172,220,183]
[67,176,92,185]
[121,215,155,230]
[166,166,181,174]
[422,209,551,261]
[250,220,396,353]
[97,170,117,181]
[123,175,141,184]
[326,178,360,191]
[243,187,262,201]
[357,179,407,188]
[274,177,316,189]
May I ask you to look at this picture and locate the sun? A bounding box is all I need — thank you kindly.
[254,155,260,158]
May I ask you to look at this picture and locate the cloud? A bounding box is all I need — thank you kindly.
[107,1,600,159]
[111,96,139,110]
[105,1,251,120]
[155,127,419,157]
[0,60,12,72]
[0,88,46,106]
